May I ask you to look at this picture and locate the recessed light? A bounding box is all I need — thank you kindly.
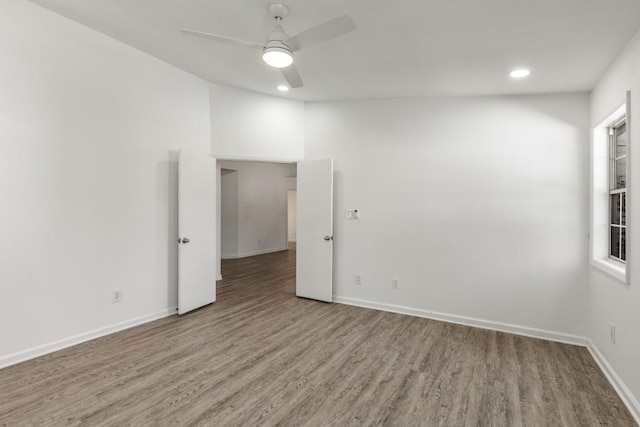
[510,69,531,78]
[277,85,289,92]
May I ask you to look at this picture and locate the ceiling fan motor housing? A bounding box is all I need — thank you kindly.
[263,41,292,55]
[265,25,290,48]
[262,25,293,68]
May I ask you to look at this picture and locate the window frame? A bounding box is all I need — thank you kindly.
[590,94,630,285]
[608,119,627,263]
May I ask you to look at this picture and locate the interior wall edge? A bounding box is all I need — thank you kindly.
[333,295,587,346]
[0,306,178,370]
[587,340,640,425]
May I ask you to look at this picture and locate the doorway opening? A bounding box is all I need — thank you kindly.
[216,160,297,296]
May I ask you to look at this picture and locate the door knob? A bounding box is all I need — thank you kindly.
[324,235,333,241]
[179,237,190,244]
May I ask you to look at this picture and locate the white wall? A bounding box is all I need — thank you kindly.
[220,169,239,258]
[305,94,590,339]
[0,1,212,365]
[589,29,640,418]
[218,161,291,258]
[210,84,304,162]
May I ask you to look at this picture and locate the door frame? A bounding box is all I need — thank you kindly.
[214,155,301,282]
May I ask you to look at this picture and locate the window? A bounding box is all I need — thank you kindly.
[609,118,627,262]
[591,95,629,283]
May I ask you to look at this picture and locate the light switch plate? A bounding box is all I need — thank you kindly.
[345,209,359,219]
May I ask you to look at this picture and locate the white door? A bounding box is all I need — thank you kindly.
[178,150,216,314]
[296,159,334,302]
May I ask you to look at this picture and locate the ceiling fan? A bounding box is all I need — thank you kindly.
[181,3,356,89]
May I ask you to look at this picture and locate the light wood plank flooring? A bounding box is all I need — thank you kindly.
[0,247,636,426]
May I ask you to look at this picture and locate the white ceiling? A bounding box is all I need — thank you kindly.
[29,0,640,101]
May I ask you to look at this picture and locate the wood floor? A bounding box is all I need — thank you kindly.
[0,247,636,426]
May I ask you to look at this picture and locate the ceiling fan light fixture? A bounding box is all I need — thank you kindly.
[263,46,293,68]
[182,4,356,90]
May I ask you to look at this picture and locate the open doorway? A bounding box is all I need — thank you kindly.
[216,160,297,295]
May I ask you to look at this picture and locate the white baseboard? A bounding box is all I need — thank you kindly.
[333,296,587,346]
[221,247,288,259]
[587,340,640,425]
[0,306,178,370]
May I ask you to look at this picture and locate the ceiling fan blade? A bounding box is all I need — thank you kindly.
[181,29,263,50]
[285,15,355,52]
[281,64,304,88]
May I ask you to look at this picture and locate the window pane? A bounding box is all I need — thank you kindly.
[621,228,626,261]
[616,123,627,158]
[616,156,627,189]
[610,194,621,225]
[621,192,626,226]
[610,227,621,259]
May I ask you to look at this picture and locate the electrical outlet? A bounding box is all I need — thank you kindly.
[112,289,122,303]
[355,274,363,285]
[392,278,399,289]
[610,323,616,344]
